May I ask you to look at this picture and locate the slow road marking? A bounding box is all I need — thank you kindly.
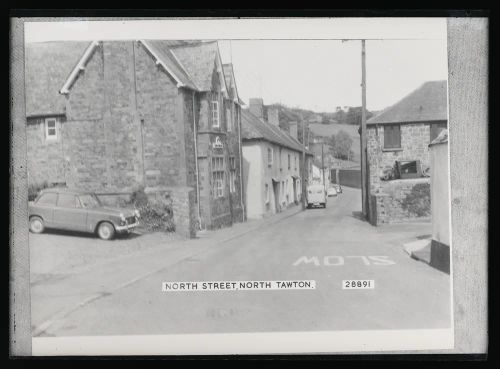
[293,256,396,267]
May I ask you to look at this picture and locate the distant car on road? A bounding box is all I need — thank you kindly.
[306,184,327,208]
[334,184,342,193]
[29,188,140,240]
[327,186,338,197]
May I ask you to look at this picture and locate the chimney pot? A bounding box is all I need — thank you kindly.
[267,107,280,127]
[249,98,264,120]
[289,121,298,141]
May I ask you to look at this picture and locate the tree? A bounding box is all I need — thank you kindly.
[327,130,353,161]
[335,130,353,160]
[345,106,374,125]
[334,109,346,124]
[327,134,337,157]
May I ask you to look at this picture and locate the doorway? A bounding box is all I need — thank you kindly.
[272,179,280,213]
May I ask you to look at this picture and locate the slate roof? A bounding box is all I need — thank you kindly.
[143,40,199,90]
[170,41,221,92]
[25,41,89,117]
[222,63,239,102]
[241,109,312,155]
[367,80,448,125]
[25,40,231,117]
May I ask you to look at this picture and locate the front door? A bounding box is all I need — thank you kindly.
[53,193,88,232]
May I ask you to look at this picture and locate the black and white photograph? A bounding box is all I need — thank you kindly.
[9,16,488,356]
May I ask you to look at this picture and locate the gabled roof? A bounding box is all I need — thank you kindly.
[26,40,234,118]
[140,40,199,90]
[222,63,240,104]
[25,41,89,117]
[367,80,448,125]
[241,109,312,155]
[170,41,228,95]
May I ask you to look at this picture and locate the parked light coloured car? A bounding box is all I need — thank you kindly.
[327,186,338,197]
[306,184,327,208]
[28,188,140,240]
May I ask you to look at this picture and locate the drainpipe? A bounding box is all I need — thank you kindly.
[192,91,202,229]
[237,105,246,221]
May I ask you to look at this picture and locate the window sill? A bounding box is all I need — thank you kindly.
[382,148,403,152]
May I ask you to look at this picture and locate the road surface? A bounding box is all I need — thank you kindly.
[35,187,451,336]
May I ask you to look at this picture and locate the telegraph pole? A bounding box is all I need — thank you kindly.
[360,39,368,218]
[321,141,326,189]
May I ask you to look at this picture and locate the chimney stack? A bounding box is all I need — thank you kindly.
[249,98,264,120]
[289,121,298,140]
[267,107,280,127]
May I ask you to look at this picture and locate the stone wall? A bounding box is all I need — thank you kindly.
[367,123,433,194]
[145,186,197,238]
[366,122,438,225]
[369,178,431,225]
[26,117,66,186]
[135,41,189,189]
[65,41,143,192]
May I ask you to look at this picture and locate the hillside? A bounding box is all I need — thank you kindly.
[261,103,370,164]
[308,123,360,163]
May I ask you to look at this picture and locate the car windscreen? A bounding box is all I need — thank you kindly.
[79,194,101,208]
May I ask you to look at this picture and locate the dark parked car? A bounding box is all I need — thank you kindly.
[28,188,140,240]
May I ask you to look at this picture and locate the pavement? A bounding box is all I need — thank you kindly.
[403,239,432,264]
[30,187,451,337]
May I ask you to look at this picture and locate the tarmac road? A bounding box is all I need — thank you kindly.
[35,187,451,336]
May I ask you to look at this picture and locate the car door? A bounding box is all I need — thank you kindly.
[53,193,88,232]
[32,192,58,227]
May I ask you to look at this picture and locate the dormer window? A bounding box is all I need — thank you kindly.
[45,118,58,140]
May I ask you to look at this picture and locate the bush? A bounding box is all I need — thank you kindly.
[400,182,431,217]
[28,181,50,201]
[129,187,175,233]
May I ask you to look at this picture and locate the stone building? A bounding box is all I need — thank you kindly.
[25,40,245,236]
[241,103,313,219]
[366,80,448,225]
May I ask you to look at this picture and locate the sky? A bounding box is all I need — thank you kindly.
[218,39,448,112]
[24,18,448,112]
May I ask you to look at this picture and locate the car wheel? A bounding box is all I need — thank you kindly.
[97,222,115,240]
[29,216,44,234]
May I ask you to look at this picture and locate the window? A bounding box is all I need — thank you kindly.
[265,183,270,204]
[384,124,401,149]
[212,156,225,198]
[226,107,232,132]
[229,156,236,193]
[211,96,220,128]
[267,147,273,167]
[430,122,447,142]
[279,148,282,170]
[45,118,58,140]
[295,155,297,171]
[37,192,57,206]
[57,193,77,208]
[79,194,101,208]
[288,154,291,170]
